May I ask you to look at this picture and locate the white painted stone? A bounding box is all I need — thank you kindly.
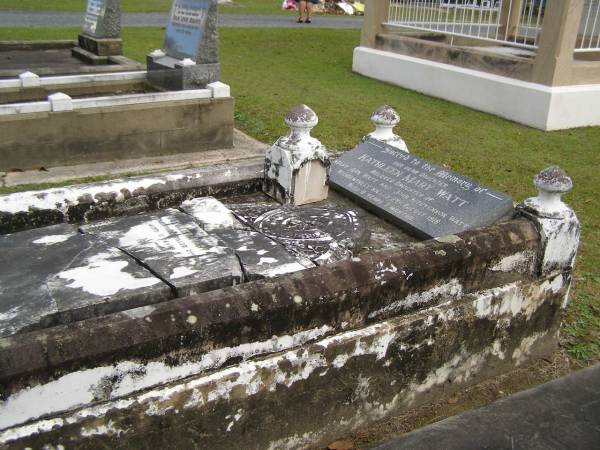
[149,49,166,57]
[207,81,231,98]
[352,46,600,131]
[180,197,242,231]
[18,71,40,88]
[180,58,197,66]
[71,89,211,110]
[0,101,50,116]
[520,167,580,281]
[48,92,73,112]
[365,105,408,152]
[264,104,330,206]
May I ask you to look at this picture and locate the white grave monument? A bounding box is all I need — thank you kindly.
[264,105,330,206]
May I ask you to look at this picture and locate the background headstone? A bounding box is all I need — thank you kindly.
[77,0,122,57]
[82,0,121,39]
[330,138,514,239]
[147,0,220,90]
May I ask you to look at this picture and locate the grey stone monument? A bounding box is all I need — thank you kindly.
[330,137,514,239]
[147,0,220,90]
[76,0,123,57]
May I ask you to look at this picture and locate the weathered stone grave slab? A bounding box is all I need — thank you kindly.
[0,223,170,338]
[294,207,370,252]
[81,208,242,296]
[181,197,314,280]
[330,138,514,239]
[230,204,352,265]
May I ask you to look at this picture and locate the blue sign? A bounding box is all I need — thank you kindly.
[164,0,210,60]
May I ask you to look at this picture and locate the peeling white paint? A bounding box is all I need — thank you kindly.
[32,235,71,245]
[57,251,160,296]
[170,266,198,280]
[512,331,547,366]
[0,325,333,432]
[490,251,534,273]
[368,279,463,319]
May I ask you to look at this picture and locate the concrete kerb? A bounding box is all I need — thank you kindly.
[2,129,268,188]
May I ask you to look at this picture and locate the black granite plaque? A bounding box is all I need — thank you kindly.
[330,138,514,239]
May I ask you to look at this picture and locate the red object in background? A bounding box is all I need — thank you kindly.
[282,0,298,10]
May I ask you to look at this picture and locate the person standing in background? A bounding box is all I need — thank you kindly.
[298,0,318,23]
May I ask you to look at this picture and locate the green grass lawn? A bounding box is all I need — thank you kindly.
[0,26,598,362]
[0,0,291,14]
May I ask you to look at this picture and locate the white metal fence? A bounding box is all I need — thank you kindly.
[387,0,546,49]
[577,0,600,52]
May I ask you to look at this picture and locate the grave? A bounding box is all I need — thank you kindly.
[0,107,581,450]
[147,0,221,90]
[0,0,234,172]
[0,0,140,79]
[331,137,514,239]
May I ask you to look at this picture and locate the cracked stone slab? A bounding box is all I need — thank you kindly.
[230,204,352,265]
[180,196,247,232]
[211,228,315,281]
[0,224,170,338]
[81,208,242,296]
[293,207,370,252]
[181,197,313,279]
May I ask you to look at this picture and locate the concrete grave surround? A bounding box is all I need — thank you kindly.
[264,104,331,206]
[0,158,581,449]
[0,71,234,171]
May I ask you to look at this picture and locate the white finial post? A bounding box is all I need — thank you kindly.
[263,105,330,206]
[149,49,166,58]
[19,71,41,88]
[365,105,408,152]
[519,166,580,282]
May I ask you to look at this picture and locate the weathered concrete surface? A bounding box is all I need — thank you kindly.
[0,217,568,449]
[373,363,600,450]
[180,197,316,280]
[81,209,243,296]
[1,129,267,188]
[0,97,234,172]
[0,158,264,234]
[0,223,171,338]
[0,41,142,79]
[233,204,352,265]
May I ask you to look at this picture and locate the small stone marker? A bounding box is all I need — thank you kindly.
[330,138,514,239]
[81,209,242,296]
[147,0,220,90]
[78,0,122,56]
[264,105,330,206]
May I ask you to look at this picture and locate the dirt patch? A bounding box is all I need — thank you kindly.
[320,349,587,450]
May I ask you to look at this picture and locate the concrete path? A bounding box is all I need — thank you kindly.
[373,363,600,450]
[0,12,362,29]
